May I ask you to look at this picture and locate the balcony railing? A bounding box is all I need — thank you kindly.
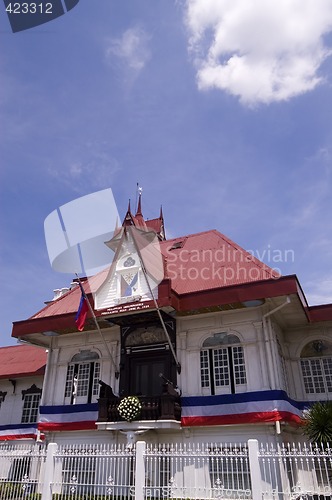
[98,381,181,422]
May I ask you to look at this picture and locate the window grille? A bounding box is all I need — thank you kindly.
[200,333,247,395]
[301,358,332,395]
[64,351,100,404]
[300,340,332,396]
[64,365,75,398]
[200,350,210,388]
[232,346,247,385]
[21,393,41,423]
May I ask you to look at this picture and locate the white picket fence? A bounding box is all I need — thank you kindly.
[0,440,331,500]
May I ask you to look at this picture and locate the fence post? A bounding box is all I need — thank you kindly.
[41,442,58,500]
[135,441,146,500]
[248,439,262,500]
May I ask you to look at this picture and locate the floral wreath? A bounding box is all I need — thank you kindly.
[117,396,142,422]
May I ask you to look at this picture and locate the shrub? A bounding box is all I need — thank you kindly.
[302,401,332,445]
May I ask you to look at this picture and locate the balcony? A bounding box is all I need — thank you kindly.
[97,381,181,430]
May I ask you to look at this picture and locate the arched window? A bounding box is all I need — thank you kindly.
[300,340,332,396]
[64,351,100,404]
[200,333,247,395]
[21,384,42,423]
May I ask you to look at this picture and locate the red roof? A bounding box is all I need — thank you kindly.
[25,229,278,319]
[146,217,163,235]
[11,229,286,337]
[30,283,85,319]
[0,345,47,379]
[160,230,279,294]
[10,204,332,338]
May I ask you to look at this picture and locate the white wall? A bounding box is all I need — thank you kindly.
[41,326,120,406]
[177,307,271,396]
[38,301,332,451]
[0,375,43,426]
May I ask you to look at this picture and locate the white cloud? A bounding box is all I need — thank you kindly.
[48,145,121,192]
[105,26,151,75]
[185,0,332,106]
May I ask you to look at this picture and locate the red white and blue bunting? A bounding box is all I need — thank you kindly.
[38,403,98,432]
[181,390,307,427]
[0,423,39,441]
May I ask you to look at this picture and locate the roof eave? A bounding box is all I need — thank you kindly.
[170,275,310,319]
[13,275,328,338]
[12,279,174,338]
[0,367,46,379]
[12,312,78,338]
[308,303,332,322]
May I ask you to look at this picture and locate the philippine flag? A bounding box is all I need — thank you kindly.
[75,283,89,331]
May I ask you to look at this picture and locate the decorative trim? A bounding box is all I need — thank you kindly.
[22,384,42,401]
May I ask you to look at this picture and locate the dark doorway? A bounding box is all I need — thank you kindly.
[129,354,168,396]
[119,317,177,398]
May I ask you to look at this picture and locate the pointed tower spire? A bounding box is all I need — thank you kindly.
[136,192,142,216]
[122,199,134,226]
[135,190,146,228]
[120,188,164,235]
[159,205,165,240]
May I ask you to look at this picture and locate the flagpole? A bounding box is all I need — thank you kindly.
[141,266,181,374]
[130,233,181,374]
[75,273,119,379]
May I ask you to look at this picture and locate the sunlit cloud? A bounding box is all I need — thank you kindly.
[184,0,332,106]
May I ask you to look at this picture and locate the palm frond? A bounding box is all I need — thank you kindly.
[302,402,332,445]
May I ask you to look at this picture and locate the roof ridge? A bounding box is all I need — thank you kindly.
[161,229,219,243]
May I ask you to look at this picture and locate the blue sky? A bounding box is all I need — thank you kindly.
[1,0,332,346]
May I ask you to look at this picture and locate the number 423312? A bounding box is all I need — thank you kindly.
[5,2,53,14]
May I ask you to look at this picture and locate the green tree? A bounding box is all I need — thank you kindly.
[302,401,332,445]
